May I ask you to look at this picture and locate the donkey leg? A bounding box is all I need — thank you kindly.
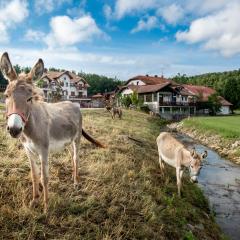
[176,167,181,197]
[26,150,40,208]
[72,139,80,186]
[158,155,165,173]
[40,151,49,213]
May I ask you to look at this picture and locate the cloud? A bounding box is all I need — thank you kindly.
[110,0,158,19]
[35,0,72,15]
[176,2,240,56]
[131,16,161,33]
[103,4,113,20]
[0,0,28,43]
[24,29,45,42]
[45,15,107,48]
[157,4,184,25]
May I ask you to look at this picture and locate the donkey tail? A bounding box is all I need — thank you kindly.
[82,129,106,148]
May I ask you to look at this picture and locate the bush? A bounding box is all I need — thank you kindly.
[120,95,132,108]
[140,105,150,113]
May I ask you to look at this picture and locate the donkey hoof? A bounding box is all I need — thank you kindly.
[43,206,48,214]
[73,182,80,189]
[29,199,39,208]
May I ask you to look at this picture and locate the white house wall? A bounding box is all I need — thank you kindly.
[220,106,230,115]
[127,80,145,86]
[121,88,134,95]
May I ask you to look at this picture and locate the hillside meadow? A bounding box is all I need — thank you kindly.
[0,109,224,239]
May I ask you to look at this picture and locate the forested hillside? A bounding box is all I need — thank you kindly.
[172,70,240,109]
[78,72,122,96]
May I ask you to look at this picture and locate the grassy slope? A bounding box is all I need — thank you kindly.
[0,110,224,239]
[183,116,240,139]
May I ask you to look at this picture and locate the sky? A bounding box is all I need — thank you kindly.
[1,0,240,80]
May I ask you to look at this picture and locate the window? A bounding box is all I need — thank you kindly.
[137,81,139,85]
[145,94,152,102]
[153,93,157,101]
[66,83,68,87]
[71,92,75,96]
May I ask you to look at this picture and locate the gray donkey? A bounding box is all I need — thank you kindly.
[1,52,104,212]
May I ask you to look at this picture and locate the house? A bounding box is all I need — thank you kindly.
[118,75,232,118]
[183,84,232,115]
[39,70,91,105]
[91,93,105,108]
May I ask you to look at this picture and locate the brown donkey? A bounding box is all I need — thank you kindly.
[1,52,104,212]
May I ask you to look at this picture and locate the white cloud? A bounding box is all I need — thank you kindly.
[158,3,184,25]
[45,15,107,48]
[111,0,158,19]
[176,2,240,56]
[0,0,28,43]
[24,29,45,42]
[131,16,160,33]
[103,4,113,20]
[35,0,71,15]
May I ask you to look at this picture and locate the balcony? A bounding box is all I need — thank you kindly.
[159,101,196,106]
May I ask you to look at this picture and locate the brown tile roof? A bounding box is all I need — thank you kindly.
[126,82,171,93]
[218,97,233,106]
[92,93,103,98]
[42,71,89,86]
[126,75,172,85]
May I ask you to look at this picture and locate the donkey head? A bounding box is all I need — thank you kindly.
[189,148,207,183]
[0,52,44,138]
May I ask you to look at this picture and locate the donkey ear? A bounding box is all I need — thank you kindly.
[0,52,17,82]
[190,148,196,157]
[201,150,208,159]
[27,58,44,83]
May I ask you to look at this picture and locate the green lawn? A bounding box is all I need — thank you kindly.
[183,115,240,139]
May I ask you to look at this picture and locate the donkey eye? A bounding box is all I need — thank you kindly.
[27,97,33,102]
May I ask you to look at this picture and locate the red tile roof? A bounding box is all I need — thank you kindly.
[183,84,215,101]
[126,75,173,85]
[183,84,232,106]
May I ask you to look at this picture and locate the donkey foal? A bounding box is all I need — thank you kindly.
[1,52,104,212]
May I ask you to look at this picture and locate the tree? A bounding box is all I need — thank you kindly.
[208,93,221,115]
[120,95,132,108]
[130,91,139,106]
[223,78,240,109]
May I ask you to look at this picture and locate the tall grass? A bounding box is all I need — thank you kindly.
[0,109,224,239]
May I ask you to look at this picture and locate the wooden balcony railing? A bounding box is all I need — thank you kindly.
[159,101,196,106]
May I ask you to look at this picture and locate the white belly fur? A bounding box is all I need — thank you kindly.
[160,151,176,168]
[23,138,72,154]
[49,138,72,152]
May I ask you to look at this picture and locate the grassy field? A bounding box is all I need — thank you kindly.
[0,109,224,239]
[183,115,240,139]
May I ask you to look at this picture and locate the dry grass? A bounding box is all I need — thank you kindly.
[0,109,224,239]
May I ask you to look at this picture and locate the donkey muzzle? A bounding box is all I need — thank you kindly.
[190,175,198,183]
[7,114,24,138]
[7,126,22,138]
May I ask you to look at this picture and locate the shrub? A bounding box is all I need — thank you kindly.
[140,105,150,113]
